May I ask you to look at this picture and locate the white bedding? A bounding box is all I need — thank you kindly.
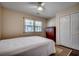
[0,36,56,56]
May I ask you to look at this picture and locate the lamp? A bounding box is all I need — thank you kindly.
[41,3,45,6]
[37,2,45,12]
[37,6,43,11]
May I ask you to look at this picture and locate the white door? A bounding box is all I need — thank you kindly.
[60,15,72,47]
[71,13,79,50]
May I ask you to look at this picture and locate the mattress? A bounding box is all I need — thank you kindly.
[0,36,56,56]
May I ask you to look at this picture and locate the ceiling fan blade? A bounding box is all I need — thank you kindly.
[28,6,37,8]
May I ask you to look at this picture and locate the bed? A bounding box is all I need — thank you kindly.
[0,36,56,56]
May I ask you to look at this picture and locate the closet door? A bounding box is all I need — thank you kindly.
[60,15,72,47]
[71,13,79,50]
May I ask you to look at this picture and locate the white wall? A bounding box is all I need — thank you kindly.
[47,17,56,27]
[2,8,47,39]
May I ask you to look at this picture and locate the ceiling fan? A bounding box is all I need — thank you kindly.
[27,2,45,11]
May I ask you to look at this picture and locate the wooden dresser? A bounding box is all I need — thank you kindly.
[45,27,56,42]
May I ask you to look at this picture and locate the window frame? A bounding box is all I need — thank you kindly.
[34,21,42,32]
[23,18,43,33]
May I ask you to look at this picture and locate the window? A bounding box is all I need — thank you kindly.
[24,19,34,32]
[35,21,42,32]
[24,19,42,32]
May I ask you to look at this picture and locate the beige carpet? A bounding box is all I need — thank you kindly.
[55,45,72,56]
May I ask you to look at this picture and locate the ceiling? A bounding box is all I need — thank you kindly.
[1,2,79,19]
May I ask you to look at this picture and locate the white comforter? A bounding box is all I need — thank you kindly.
[0,36,56,56]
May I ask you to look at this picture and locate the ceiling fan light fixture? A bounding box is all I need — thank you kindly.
[37,6,43,11]
[41,3,45,6]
